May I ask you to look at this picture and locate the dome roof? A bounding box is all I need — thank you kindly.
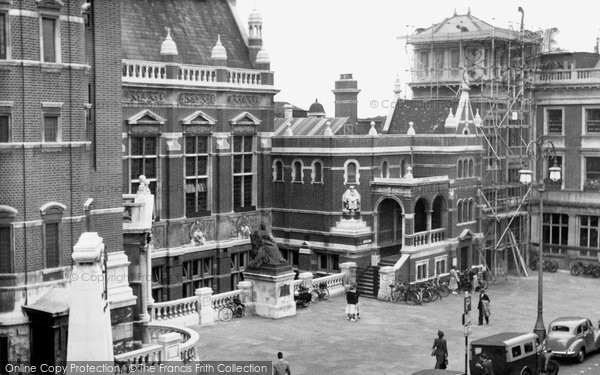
[211,35,227,61]
[249,9,263,24]
[256,48,270,64]
[160,28,178,56]
[308,99,325,116]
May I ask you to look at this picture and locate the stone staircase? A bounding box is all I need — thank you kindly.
[356,266,378,298]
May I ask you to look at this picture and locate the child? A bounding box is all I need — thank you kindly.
[345,285,358,322]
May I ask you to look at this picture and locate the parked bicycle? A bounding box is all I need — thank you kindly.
[529,258,559,273]
[218,297,245,322]
[390,282,421,305]
[432,275,451,298]
[570,261,600,278]
[310,281,330,303]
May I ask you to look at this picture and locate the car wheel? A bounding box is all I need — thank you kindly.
[520,367,532,375]
[576,347,585,363]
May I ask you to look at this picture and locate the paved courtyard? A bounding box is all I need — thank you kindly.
[194,271,600,374]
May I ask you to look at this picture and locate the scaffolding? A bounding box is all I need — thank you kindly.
[405,19,544,276]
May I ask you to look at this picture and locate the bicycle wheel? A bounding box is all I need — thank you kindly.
[218,307,233,322]
[234,305,244,318]
[406,291,420,305]
[391,289,401,303]
[548,262,558,273]
[301,299,310,308]
[421,289,433,303]
[529,259,538,271]
[322,289,330,301]
[432,289,442,301]
[310,290,319,304]
[438,284,450,298]
[570,265,581,276]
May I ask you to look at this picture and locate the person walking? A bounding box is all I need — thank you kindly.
[431,330,448,369]
[477,289,491,325]
[273,352,291,375]
[449,266,459,294]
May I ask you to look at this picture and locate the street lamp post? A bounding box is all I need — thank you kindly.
[519,138,561,343]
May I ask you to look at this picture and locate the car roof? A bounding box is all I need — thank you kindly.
[411,370,463,375]
[549,317,587,327]
[471,332,537,346]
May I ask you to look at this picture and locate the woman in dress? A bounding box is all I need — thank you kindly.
[449,266,459,294]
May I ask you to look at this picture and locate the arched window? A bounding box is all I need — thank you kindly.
[312,160,323,184]
[400,160,406,178]
[344,160,360,185]
[272,160,283,182]
[292,160,303,183]
[469,159,474,177]
[0,205,17,273]
[457,200,463,223]
[469,199,475,221]
[381,160,389,178]
[458,160,463,178]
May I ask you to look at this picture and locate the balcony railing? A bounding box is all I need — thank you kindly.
[536,68,600,84]
[405,228,446,248]
[122,59,271,88]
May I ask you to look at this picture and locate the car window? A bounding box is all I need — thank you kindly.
[551,325,569,332]
[577,325,583,334]
[583,321,589,331]
[511,345,522,357]
[524,342,534,353]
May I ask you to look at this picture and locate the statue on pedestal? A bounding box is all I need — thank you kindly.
[247,222,286,270]
[342,185,361,219]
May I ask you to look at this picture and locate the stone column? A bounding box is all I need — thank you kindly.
[427,209,433,243]
[340,262,357,286]
[404,213,415,247]
[377,266,395,301]
[238,281,253,313]
[195,287,215,326]
[66,233,113,364]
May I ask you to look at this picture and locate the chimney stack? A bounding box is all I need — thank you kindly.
[283,104,293,119]
[332,73,360,123]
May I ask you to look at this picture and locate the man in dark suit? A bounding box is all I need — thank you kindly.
[477,289,491,325]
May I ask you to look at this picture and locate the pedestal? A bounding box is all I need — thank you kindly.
[244,264,295,319]
[330,218,371,236]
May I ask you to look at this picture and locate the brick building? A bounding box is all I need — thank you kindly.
[0,0,123,364]
[119,0,278,301]
[270,73,484,294]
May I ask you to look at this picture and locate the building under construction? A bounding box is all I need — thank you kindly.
[402,9,552,275]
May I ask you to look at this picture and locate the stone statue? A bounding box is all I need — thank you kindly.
[137,175,151,195]
[247,222,286,270]
[342,185,361,219]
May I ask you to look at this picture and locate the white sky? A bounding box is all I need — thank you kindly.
[236,0,600,118]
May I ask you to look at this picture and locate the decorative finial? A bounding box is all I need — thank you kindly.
[405,166,414,179]
[407,121,416,135]
[453,8,457,16]
[160,26,178,55]
[368,121,378,136]
[284,122,293,136]
[211,34,228,61]
[467,7,471,16]
[474,109,482,127]
[324,121,333,136]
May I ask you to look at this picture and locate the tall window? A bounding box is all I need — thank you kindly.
[0,12,7,60]
[457,160,464,178]
[546,109,563,134]
[316,253,339,274]
[292,160,303,183]
[233,135,254,210]
[44,222,60,268]
[381,160,389,178]
[434,256,447,276]
[129,136,157,194]
[585,108,600,133]
[543,213,568,246]
[345,161,359,185]
[400,160,406,177]
[151,265,164,302]
[273,160,283,182]
[584,157,600,190]
[312,161,323,184]
[182,258,213,297]
[185,136,209,217]
[579,216,599,248]
[0,115,9,143]
[0,226,11,273]
[450,49,459,74]
[230,251,248,288]
[416,260,428,281]
[41,16,59,63]
[43,115,59,142]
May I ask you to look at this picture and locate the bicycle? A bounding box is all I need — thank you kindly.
[390,282,421,305]
[432,275,451,298]
[311,281,330,303]
[218,297,245,322]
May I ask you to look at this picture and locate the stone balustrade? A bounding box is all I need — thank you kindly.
[430,228,446,243]
[211,290,243,310]
[149,296,198,325]
[537,68,600,84]
[114,323,198,367]
[122,60,271,88]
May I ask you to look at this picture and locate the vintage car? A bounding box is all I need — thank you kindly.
[470,332,558,375]
[547,317,600,362]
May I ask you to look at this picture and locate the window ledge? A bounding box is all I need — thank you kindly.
[311,181,324,185]
[292,181,303,184]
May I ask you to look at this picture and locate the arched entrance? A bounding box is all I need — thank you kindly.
[414,198,429,233]
[432,196,447,230]
[377,198,403,256]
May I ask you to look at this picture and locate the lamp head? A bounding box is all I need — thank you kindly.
[519,169,533,185]
[549,163,561,182]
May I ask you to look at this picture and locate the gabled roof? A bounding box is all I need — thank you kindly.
[407,13,517,44]
[127,109,166,125]
[181,110,217,125]
[273,117,349,136]
[121,0,253,68]
[230,111,261,125]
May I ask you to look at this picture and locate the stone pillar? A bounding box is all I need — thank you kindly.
[404,213,415,247]
[238,281,253,313]
[244,265,296,319]
[340,262,357,286]
[158,332,182,362]
[298,244,312,272]
[195,287,215,326]
[67,233,113,364]
[139,236,151,322]
[427,210,433,243]
[377,266,395,301]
